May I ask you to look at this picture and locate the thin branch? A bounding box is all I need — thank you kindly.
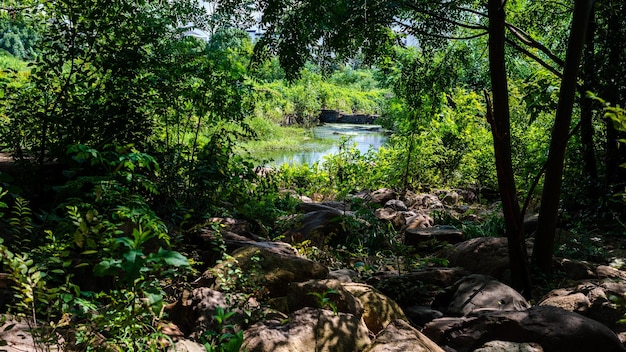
[505,22,565,67]
[452,6,488,18]
[395,21,487,41]
[505,38,563,79]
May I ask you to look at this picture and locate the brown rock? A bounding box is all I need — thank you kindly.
[199,245,328,297]
[287,279,364,318]
[432,274,530,316]
[242,307,371,352]
[423,306,625,352]
[343,282,407,334]
[363,319,444,352]
[405,226,464,246]
[441,237,533,283]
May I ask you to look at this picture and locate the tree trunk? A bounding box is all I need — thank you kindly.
[533,0,595,275]
[603,6,626,192]
[487,0,532,297]
[579,7,598,190]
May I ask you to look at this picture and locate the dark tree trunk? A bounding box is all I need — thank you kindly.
[487,0,532,297]
[579,7,598,191]
[603,7,626,192]
[533,0,595,275]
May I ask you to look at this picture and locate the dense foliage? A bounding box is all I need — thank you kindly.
[0,0,625,350]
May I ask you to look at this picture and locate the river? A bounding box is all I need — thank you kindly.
[263,123,388,167]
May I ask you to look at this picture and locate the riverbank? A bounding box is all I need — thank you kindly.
[239,117,388,166]
[237,117,337,161]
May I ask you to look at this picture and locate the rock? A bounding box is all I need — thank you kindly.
[282,210,349,246]
[242,307,371,352]
[375,207,406,229]
[441,191,459,206]
[404,212,434,230]
[432,274,530,316]
[168,339,206,352]
[553,258,595,280]
[539,291,591,313]
[370,188,397,205]
[539,280,626,330]
[385,199,408,211]
[369,267,468,306]
[423,306,625,352]
[474,340,543,352]
[287,279,364,318]
[404,225,464,246]
[363,319,445,352]
[455,189,477,204]
[0,316,64,351]
[296,202,351,214]
[328,269,358,283]
[403,305,444,327]
[191,223,270,267]
[441,237,533,283]
[597,265,626,280]
[319,110,379,124]
[320,201,352,211]
[408,194,443,210]
[343,282,407,334]
[222,233,298,256]
[166,287,242,337]
[198,245,328,297]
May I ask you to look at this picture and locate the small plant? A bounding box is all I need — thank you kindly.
[200,306,245,352]
[307,289,339,314]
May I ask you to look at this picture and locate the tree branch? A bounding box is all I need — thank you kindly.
[505,38,563,78]
[505,22,565,67]
[394,21,487,41]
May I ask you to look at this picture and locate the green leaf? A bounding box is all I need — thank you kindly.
[152,248,190,267]
[94,258,121,276]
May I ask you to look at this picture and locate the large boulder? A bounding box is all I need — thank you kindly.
[166,287,247,337]
[441,237,533,283]
[406,193,443,210]
[405,226,465,246]
[198,245,328,297]
[403,305,444,327]
[287,279,364,318]
[369,188,397,205]
[432,274,530,316]
[473,340,543,352]
[385,199,408,211]
[423,306,625,352]
[242,307,371,352]
[167,340,206,352]
[374,207,406,230]
[404,212,435,230]
[539,279,626,330]
[363,319,444,352]
[343,282,407,334]
[282,210,348,246]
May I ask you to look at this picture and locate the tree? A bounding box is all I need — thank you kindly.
[533,0,595,274]
[485,0,531,295]
[2,0,213,162]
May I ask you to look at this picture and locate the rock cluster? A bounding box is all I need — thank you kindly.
[164,189,626,351]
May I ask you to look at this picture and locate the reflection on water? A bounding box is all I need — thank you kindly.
[263,123,388,166]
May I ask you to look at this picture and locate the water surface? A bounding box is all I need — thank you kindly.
[264,123,388,166]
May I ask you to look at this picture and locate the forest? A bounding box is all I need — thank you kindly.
[0,0,625,351]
